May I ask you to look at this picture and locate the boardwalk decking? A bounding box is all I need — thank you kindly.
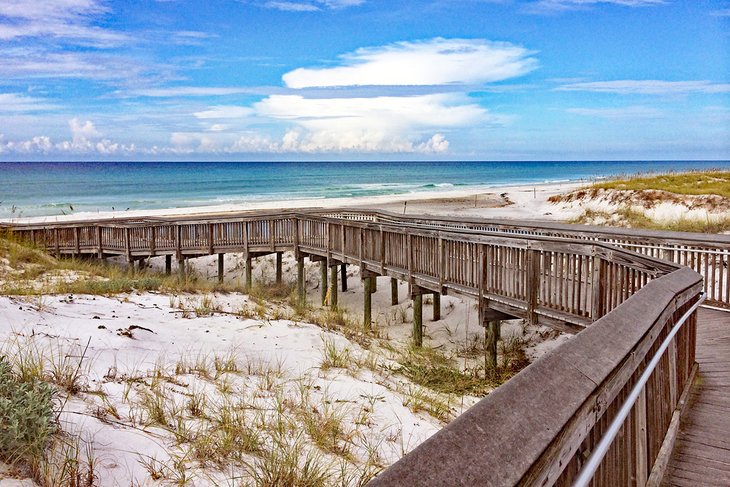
[663,307,730,487]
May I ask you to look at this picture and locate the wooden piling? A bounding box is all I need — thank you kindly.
[485,320,501,372]
[165,255,172,275]
[320,261,328,306]
[413,294,423,347]
[245,255,252,291]
[275,252,283,285]
[340,263,347,291]
[217,253,224,283]
[363,276,372,331]
[330,265,338,309]
[432,292,441,321]
[297,256,305,304]
[391,278,398,305]
[178,257,185,277]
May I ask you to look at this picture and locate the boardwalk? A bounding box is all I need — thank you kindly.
[4,210,727,486]
[663,307,730,487]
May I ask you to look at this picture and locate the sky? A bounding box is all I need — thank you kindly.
[0,0,728,161]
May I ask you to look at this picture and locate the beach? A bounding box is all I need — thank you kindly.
[2,180,585,225]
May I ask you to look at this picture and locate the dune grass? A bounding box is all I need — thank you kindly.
[0,236,247,297]
[569,208,730,233]
[589,170,730,198]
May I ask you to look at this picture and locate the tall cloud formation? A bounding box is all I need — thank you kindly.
[251,94,487,153]
[238,38,536,153]
[283,38,537,88]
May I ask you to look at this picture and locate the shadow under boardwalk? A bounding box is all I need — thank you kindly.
[662,307,730,487]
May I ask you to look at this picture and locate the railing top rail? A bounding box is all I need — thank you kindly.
[368,266,703,487]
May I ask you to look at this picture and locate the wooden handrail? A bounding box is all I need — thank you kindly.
[369,267,703,487]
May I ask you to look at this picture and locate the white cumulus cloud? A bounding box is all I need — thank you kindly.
[252,93,487,152]
[282,38,538,88]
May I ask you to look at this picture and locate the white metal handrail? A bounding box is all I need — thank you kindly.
[572,292,706,487]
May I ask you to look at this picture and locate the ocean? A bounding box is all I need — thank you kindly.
[1,161,728,218]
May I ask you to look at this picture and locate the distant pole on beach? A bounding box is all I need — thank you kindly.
[403,201,407,214]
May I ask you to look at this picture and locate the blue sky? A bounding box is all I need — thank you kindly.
[0,0,728,161]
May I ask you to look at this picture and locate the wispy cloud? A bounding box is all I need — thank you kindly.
[282,38,538,88]
[557,80,730,95]
[711,8,730,17]
[125,86,264,97]
[0,48,169,85]
[0,93,59,113]
[526,0,664,13]
[194,106,256,119]
[0,0,129,46]
[262,0,364,11]
[567,105,663,118]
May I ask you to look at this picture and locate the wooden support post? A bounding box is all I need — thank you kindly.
[178,257,185,278]
[413,294,423,347]
[329,265,338,309]
[74,227,80,257]
[217,253,224,283]
[96,226,103,259]
[340,263,347,292]
[54,228,60,257]
[275,252,283,285]
[371,276,378,292]
[138,258,146,270]
[125,227,131,262]
[245,255,253,291]
[391,278,398,305]
[485,320,501,372]
[591,253,605,320]
[297,256,305,304]
[527,248,540,325]
[363,276,372,331]
[165,255,172,275]
[320,261,328,306]
[432,292,441,321]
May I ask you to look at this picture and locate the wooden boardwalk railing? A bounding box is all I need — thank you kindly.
[3,211,678,332]
[1,210,711,486]
[371,267,704,487]
[327,210,730,310]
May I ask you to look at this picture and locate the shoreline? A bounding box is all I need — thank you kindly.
[1,180,585,225]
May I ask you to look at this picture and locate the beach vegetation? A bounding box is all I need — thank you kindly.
[588,170,730,198]
[568,208,730,233]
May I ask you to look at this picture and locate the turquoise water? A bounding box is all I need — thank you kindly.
[1,161,727,218]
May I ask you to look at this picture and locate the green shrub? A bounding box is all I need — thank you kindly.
[0,356,56,464]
